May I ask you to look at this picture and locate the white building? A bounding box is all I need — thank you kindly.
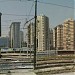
[10,22,21,48]
[37,15,49,51]
[27,15,50,51]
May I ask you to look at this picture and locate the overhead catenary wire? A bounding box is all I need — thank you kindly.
[23,1,34,29]
[1,17,35,23]
[1,0,74,37]
[0,0,34,3]
[0,0,19,3]
[37,1,74,9]
[27,1,34,20]
[0,0,74,9]
[23,17,35,29]
[1,0,74,24]
[2,14,34,16]
[1,0,35,25]
[2,18,29,22]
[0,0,25,2]
[1,14,34,22]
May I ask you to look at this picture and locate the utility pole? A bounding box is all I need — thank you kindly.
[34,0,37,69]
[0,12,2,58]
[0,12,2,37]
[24,0,37,69]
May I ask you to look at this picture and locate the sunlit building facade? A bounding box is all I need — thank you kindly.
[27,15,50,51]
[53,24,63,50]
[63,19,75,50]
[37,15,49,51]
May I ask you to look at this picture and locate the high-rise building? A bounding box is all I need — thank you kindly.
[27,15,50,51]
[27,22,34,48]
[20,31,24,47]
[9,31,11,48]
[49,29,53,50]
[63,19,75,50]
[37,15,49,51]
[10,22,20,48]
[53,24,63,50]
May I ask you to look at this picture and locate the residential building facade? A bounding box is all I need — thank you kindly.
[63,19,75,50]
[49,29,53,50]
[37,15,49,51]
[53,24,63,50]
[27,22,34,48]
[27,15,50,51]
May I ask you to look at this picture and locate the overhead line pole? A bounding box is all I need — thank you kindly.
[0,13,2,37]
[22,0,37,69]
[34,0,37,70]
[0,12,2,58]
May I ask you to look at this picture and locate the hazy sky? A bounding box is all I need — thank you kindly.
[0,0,74,37]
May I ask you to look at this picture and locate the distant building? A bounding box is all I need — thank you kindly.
[9,31,11,48]
[10,22,21,48]
[22,41,27,47]
[0,37,9,48]
[27,22,34,48]
[37,15,50,51]
[53,24,63,50]
[20,31,24,47]
[27,15,50,51]
[63,19,75,50]
[49,29,53,50]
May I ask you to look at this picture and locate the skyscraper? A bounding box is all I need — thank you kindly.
[10,22,20,48]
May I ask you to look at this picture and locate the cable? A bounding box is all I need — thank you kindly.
[27,1,34,20]
[38,1,74,9]
[0,0,18,2]
[23,17,35,29]
[1,25,10,26]
[0,0,34,2]
[0,0,74,9]
[23,1,34,29]
[2,18,28,22]
[2,14,34,16]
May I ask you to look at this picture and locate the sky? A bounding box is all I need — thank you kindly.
[0,0,74,37]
